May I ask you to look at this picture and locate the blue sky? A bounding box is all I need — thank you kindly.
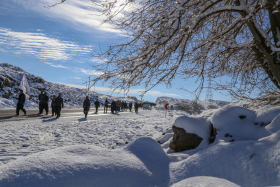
[0,0,232,102]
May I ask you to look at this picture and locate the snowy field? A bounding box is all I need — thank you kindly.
[0,106,280,187]
[0,110,175,165]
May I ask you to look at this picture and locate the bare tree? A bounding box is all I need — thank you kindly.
[55,0,280,99]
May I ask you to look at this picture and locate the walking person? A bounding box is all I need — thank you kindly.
[83,96,90,118]
[124,101,127,111]
[135,101,139,114]
[111,100,116,114]
[43,92,49,115]
[55,93,63,118]
[38,91,44,114]
[51,95,56,116]
[94,99,100,114]
[116,101,121,113]
[104,98,109,113]
[129,102,132,112]
[16,90,26,116]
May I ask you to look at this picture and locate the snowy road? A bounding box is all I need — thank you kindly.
[0,109,176,167]
[0,109,136,122]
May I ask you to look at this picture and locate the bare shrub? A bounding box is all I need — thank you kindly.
[177,101,205,114]
[208,105,218,109]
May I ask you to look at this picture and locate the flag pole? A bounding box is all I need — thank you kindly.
[19,74,31,99]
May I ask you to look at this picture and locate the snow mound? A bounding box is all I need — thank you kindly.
[170,176,240,187]
[173,115,210,148]
[0,137,170,187]
[266,114,280,133]
[169,130,280,187]
[211,106,270,141]
[255,106,280,124]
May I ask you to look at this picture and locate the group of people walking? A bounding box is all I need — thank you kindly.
[82,96,101,118]
[110,100,138,114]
[38,91,64,118]
[16,90,141,118]
[16,90,63,118]
[83,98,141,117]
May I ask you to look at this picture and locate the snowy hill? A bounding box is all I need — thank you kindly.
[0,63,134,109]
[155,96,230,109]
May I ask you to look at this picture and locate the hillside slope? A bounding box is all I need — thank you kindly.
[155,96,230,109]
[0,63,133,109]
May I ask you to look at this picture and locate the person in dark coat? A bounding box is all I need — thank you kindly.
[51,95,56,116]
[104,98,109,113]
[129,102,132,112]
[43,92,49,115]
[83,96,90,118]
[16,90,26,116]
[116,100,121,113]
[38,91,44,114]
[94,99,100,114]
[134,101,139,113]
[55,93,63,118]
[111,100,116,114]
[124,101,127,111]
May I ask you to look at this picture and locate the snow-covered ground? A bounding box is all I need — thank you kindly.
[0,104,280,187]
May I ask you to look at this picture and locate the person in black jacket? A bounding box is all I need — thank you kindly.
[16,90,26,116]
[43,92,49,115]
[111,100,116,114]
[104,98,108,113]
[51,95,56,116]
[135,101,139,113]
[129,102,132,112]
[83,96,90,118]
[55,93,63,118]
[94,99,100,114]
[38,91,44,114]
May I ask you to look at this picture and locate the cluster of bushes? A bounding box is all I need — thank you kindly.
[176,102,218,114]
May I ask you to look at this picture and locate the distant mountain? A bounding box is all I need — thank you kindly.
[0,63,134,109]
[155,96,230,109]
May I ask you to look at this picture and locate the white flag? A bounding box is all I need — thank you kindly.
[19,74,31,99]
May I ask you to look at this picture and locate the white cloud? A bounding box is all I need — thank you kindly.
[0,27,91,61]
[77,68,104,76]
[91,58,105,64]
[44,62,68,68]
[50,64,68,68]
[72,77,82,80]
[12,0,129,34]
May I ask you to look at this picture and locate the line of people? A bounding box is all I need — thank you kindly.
[110,100,139,114]
[83,98,140,118]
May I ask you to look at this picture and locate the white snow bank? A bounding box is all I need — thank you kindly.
[255,106,280,124]
[170,176,240,187]
[211,106,270,141]
[173,116,210,148]
[266,114,280,133]
[169,130,280,187]
[211,106,256,129]
[0,137,170,187]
